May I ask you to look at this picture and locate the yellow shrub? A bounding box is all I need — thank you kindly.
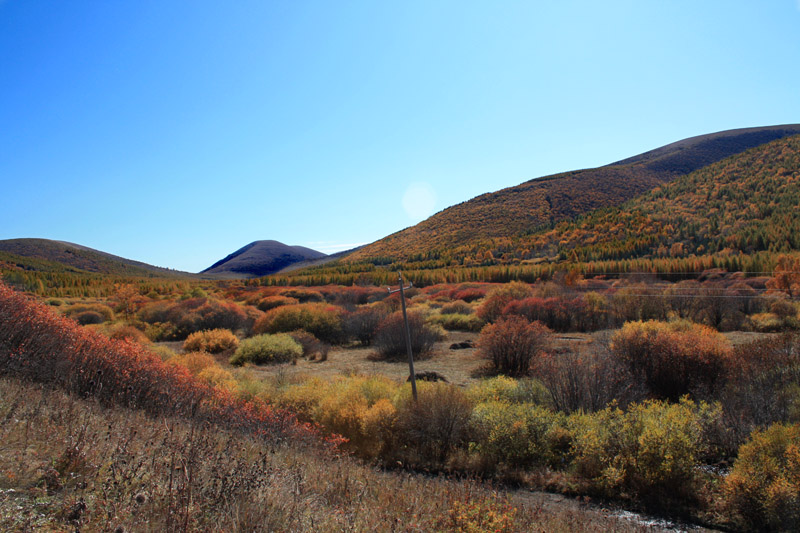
[568,398,718,499]
[167,351,216,376]
[197,365,237,392]
[723,423,800,531]
[183,328,239,353]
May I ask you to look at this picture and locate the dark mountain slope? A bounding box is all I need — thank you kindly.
[201,240,326,278]
[0,238,190,277]
[347,124,800,262]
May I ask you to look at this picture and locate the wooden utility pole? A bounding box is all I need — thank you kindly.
[389,271,417,401]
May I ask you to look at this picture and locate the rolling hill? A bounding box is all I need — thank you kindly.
[346,124,800,263]
[0,238,192,278]
[201,240,327,278]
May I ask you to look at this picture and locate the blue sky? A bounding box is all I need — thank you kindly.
[2,1,799,273]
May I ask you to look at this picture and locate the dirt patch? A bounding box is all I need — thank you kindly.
[235,330,485,386]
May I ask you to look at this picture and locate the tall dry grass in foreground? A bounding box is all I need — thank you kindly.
[0,378,659,532]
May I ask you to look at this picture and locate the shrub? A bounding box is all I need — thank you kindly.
[723,423,800,531]
[372,311,443,361]
[197,365,238,392]
[477,316,552,377]
[137,298,249,340]
[569,398,719,501]
[313,375,399,458]
[287,330,329,361]
[450,286,489,303]
[229,334,303,366]
[534,343,636,414]
[280,288,324,303]
[395,382,474,464]
[718,333,800,453]
[64,303,115,324]
[466,375,550,405]
[431,313,485,332]
[253,303,345,345]
[108,325,151,345]
[168,351,217,376]
[440,301,473,315]
[609,320,732,401]
[476,282,535,323]
[343,304,390,346]
[256,295,299,312]
[183,328,239,354]
[470,401,568,469]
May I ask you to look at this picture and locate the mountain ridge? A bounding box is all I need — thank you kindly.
[346,124,800,263]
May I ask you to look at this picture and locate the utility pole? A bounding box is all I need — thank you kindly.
[388,271,417,401]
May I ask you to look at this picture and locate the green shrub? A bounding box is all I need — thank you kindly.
[183,328,239,354]
[470,401,568,468]
[568,398,719,501]
[723,422,800,531]
[440,301,473,315]
[253,303,345,344]
[229,334,303,366]
[466,375,550,406]
[431,313,485,332]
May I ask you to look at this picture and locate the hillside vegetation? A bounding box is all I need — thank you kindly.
[347,125,800,264]
[274,133,800,287]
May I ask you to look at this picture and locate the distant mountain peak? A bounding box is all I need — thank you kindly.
[201,240,326,278]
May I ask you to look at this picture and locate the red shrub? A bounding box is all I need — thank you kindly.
[477,316,552,377]
[0,281,323,448]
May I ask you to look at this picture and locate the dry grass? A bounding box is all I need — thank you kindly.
[0,376,670,532]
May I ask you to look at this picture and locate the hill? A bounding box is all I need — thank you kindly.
[527,133,800,264]
[346,124,800,263]
[0,238,191,278]
[201,240,327,278]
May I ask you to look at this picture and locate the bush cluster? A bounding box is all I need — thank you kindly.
[372,311,443,360]
[229,334,303,366]
[254,303,344,344]
[183,328,239,354]
[610,320,732,400]
[477,316,552,377]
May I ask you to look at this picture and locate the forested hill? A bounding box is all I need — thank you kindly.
[526,133,800,264]
[346,125,800,263]
[0,239,190,277]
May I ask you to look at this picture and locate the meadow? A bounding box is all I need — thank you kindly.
[2,265,800,531]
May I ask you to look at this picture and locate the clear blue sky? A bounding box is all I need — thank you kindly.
[2,1,799,273]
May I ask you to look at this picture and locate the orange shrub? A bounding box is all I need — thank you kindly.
[477,316,552,377]
[610,320,733,400]
[183,328,239,354]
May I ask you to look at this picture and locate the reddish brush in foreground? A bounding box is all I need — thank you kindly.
[0,282,325,448]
